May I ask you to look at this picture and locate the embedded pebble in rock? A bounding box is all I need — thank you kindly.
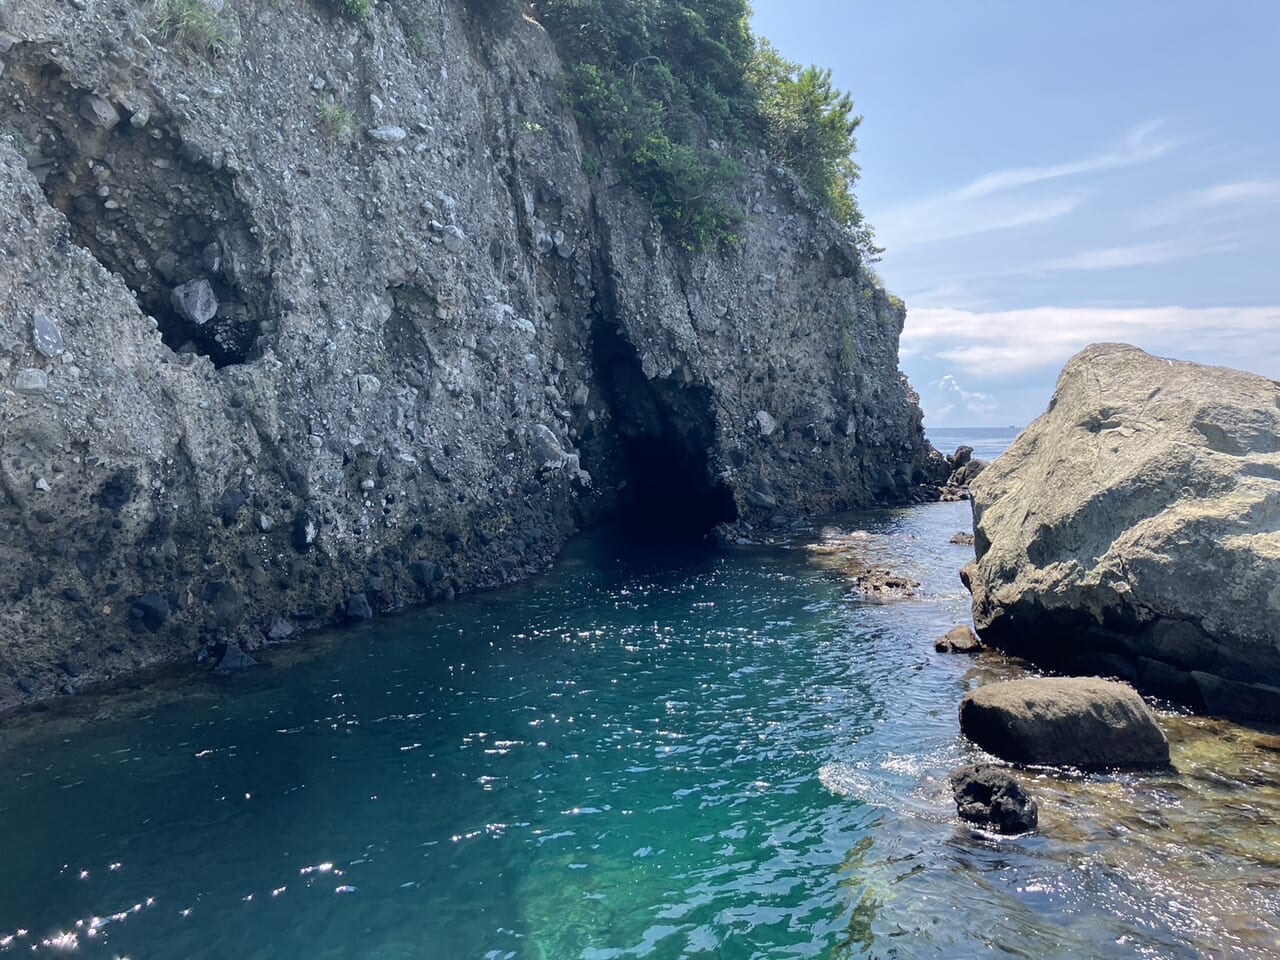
[129,593,170,632]
[530,424,569,467]
[13,368,48,394]
[366,125,407,143]
[442,225,467,253]
[170,278,219,325]
[78,92,119,129]
[31,309,64,357]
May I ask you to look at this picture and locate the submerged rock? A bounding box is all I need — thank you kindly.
[965,343,1280,719]
[959,677,1169,768]
[950,763,1038,834]
[346,592,373,621]
[214,642,258,672]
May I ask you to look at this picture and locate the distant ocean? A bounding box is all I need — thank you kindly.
[926,425,1022,463]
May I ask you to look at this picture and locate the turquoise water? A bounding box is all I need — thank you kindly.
[2,498,1279,959]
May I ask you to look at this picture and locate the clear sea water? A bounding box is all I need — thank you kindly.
[2,428,1278,959]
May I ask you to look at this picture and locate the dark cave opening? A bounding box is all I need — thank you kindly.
[1,51,268,368]
[589,315,738,535]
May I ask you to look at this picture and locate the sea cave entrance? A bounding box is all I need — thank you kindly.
[589,315,738,535]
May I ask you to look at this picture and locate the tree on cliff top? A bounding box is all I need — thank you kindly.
[534,0,879,258]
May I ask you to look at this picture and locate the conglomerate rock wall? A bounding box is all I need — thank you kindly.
[0,0,940,707]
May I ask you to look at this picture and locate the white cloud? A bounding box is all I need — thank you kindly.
[875,121,1173,249]
[904,304,1280,379]
[933,374,998,416]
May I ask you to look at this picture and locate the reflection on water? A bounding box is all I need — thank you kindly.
[0,502,1277,959]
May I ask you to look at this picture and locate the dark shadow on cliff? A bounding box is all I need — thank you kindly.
[587,315,737,535]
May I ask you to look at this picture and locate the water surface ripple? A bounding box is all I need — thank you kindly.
[1,501,1277,959]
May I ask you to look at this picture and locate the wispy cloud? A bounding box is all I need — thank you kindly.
[875,121,1174,249]
[903,304,1280,379]
[1034,237,1238,272]
[1139,178,1280,227]
[1192,179,1280,206]
[954,121,1173,199]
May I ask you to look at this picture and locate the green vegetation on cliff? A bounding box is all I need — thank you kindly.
[535,0,879,256]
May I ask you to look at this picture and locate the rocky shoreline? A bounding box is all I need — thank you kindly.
[935,343,1280,839]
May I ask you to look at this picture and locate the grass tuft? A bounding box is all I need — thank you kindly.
[149,0,238,62]
[318,98,355,144]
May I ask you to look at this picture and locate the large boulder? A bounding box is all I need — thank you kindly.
[964,343,1280,719]
[959,677,1170,767]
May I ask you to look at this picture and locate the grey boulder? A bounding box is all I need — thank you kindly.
[965,343,1280,719]
[959,677,1169,768]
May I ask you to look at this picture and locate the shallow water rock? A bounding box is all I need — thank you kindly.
[950,763,1038,833]
[966,344,1280,719]
[214,642,257,672]
[935,624,982,653]
[346,592,373,621]
[960,677,1169,768]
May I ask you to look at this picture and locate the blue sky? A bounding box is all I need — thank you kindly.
[751,1,1280,428]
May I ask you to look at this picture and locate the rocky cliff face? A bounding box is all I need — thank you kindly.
[0,0,940,708]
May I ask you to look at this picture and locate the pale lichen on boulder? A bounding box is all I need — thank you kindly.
[964,343,1280,719]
